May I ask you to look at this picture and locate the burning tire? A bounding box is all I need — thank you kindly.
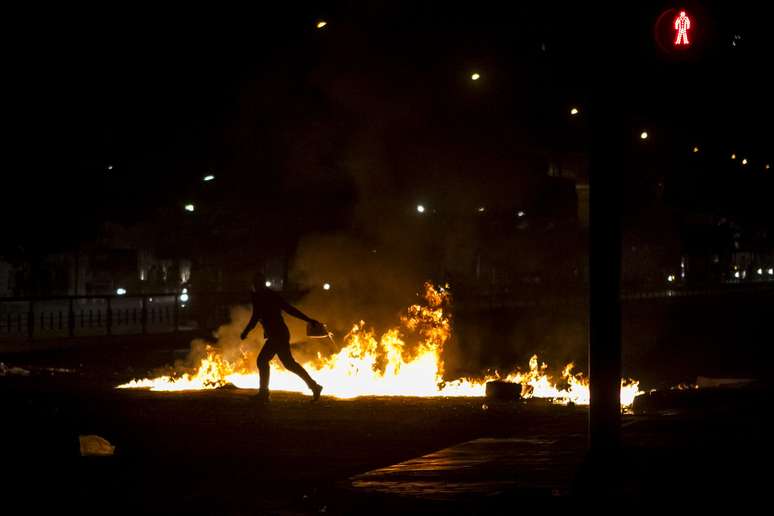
[485,381,522,401]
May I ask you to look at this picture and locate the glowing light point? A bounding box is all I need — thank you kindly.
[203,175,215,182]
[116,288,126,296]
[692,146,699,153]
[734,271,741,279]
[265,281,272,288]
[471,73,480,81]
[179,293,189,303]
[517,210,526,218]
[731,154,737,160]
[757,268,763,275]
[478,207,486,213]
[570,107,579,116]
[741,158,748,166]
[640,131,649,140]
[185,204,195,212]
[766,164,771,170]
[106,164,113,171]
[769,268,774,276]
[667,274,675,283]
[316,20,327,29]
[416,204,426,213]
[323,283,331,291]
[674,10,691,46]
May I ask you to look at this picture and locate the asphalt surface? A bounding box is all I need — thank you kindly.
[2,336,772,512]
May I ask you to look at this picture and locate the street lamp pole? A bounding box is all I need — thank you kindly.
[588,100,623,456]
[583,8,629,492]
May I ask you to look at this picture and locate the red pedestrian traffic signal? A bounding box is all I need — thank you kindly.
[654,7,705,58]
[674,10,691,46]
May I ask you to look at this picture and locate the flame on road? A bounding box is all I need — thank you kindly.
[118,283,642,408]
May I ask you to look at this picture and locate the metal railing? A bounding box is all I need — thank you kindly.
[5,284,773,339]
[0,292,246,340]
[454,282,774,311]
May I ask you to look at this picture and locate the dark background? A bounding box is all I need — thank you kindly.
[4,1,771,253]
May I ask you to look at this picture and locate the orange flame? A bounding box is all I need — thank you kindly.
[118,283,642,407]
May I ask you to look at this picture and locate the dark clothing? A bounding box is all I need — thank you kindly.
[242,287,318,394]
[243,288,308,340]
[257,338,317,392]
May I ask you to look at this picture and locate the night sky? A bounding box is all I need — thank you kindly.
[4,1,772,256]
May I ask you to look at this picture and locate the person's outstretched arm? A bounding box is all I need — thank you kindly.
[278,295,316,324]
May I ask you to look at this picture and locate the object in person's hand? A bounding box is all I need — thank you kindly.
[306,320,330,338]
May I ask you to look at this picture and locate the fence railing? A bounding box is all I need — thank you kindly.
[0,292,247,340]
[5,284,774,340]
[453,283,774,311]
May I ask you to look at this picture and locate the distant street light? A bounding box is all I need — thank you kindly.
[116,288,126,296]
[203,175,215,182]
[477,207,486,213]
[757,268,763,275]
[323,283,331,291]
[471,72,480,81]
[766,164,771,170]
[731,153,737,160]
[416,204,426,213]
[316,20,327,29]
[692,146,699,153]
[640,131,649,140]
[769,268,774,276]
[179,293,190,303]
[667,274,675,283]
[106,164,113,171]
[517,210,526,218]
[265,281,272,288]
[570,107,580,116]
[741,158,748,166]
[185,204,195,212]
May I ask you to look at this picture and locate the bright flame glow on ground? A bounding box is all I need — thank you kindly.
[118,283,642,408]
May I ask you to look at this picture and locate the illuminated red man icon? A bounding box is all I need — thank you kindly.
[674,10,691,46]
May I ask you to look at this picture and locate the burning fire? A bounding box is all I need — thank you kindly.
[118,283,642,408]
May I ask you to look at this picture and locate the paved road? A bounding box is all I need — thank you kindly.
[2,371,583,512]
[2,338,771,512]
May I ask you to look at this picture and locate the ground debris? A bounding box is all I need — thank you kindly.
[79,435,116,456]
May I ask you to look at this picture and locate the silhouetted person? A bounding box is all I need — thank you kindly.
[240,273,323,402]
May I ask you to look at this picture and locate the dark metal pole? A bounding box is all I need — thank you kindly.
[173,294,179,333]
[141,296,148,335]
[68,298,75,337]
[588,106,623,454]
[106,296,112,336]
[583,10,629,491]
[74,251,80,296]
[27,300,35,341]
[576,104,626,496]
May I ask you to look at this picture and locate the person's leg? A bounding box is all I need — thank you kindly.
[256,340,277,394]
[276,343,320,393]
